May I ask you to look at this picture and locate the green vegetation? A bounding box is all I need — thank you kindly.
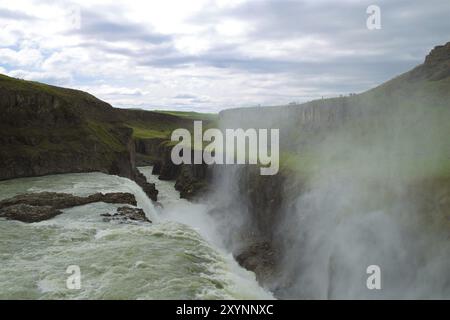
[86,121,126,152]
[125,112,218,141]
[1,41,449,187]
[154,110,217,121]
[0,72,218,169]
[127,125,172,139]
[0,74,97,103]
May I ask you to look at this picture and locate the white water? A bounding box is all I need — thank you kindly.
[0,168,272,300]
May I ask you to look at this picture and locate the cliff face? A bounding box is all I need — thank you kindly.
[219,42,450,146]
[136,138,212,200]
[0,73,218,201]
[212,42,450,288]
[1,80,119,177]
[422,42,450,80]
[0,74,158,200]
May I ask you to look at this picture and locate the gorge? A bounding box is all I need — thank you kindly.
[1,42,450,299]
[170,120,280,175]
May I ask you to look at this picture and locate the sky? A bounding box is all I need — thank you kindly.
[0,0,449,113]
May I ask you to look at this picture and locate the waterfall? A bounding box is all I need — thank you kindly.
[207,102,450,299]
[0,171,273,299]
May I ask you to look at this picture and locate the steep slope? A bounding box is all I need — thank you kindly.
[220,42,450,122]
[0,74,217,200]
[212,42,450,290]
[0,74,135,180]
[219,42,450,172]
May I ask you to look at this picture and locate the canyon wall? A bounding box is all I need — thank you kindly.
[135,137,212,200]
[208,43,450,296]
[0,75,158,200]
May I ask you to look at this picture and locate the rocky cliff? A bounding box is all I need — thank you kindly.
[0,74,158,200]
[136,138,213,200]
[0,73,218,201]
[212,42,450,289]
[219,42,450,147]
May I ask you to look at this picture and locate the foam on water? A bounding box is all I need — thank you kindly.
[0,171,272,299]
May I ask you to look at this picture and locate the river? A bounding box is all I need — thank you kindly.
[0,167,272,299]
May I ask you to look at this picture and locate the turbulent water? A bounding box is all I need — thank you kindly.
[0,168,272,300]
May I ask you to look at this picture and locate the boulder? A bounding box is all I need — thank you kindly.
[234,241,276,283]
[0,192,139,223]
[101,206,151,224]
[133,171,158,201]
[0,191,137,209]
[0,204,62,223]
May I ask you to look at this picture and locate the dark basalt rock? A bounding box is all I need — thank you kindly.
[152,161,162,175]
[158,150,180,180]
[424,42,450,66]
[0,204,62,223]
[134,170,158,201]
[101,206,151,224]
[0,192,137,209]
[174,164,210,200]
[410,42,450,81]
[234,241,276,283]
[0,74,138,183]
[0,192,138,223]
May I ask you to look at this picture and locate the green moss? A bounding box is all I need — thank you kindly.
[128,125,171,139]
[86,121,126,152]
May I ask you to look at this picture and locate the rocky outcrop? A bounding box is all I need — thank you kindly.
[0,204,62,223]
[153,142,180,180]
[0,75,133,182]
[0,192,137,209]
[135,138,166,159]
[175,163,211,199]
[134,170,158,201]
[235,241,276,284]
[101,206,151,224]
[152,161,162,175]
[222,166,300,281]
[411,42,450,81]
[424,42,450,66]
[0,74,162,202]
[135,137,211,200]
[0,191,138,222]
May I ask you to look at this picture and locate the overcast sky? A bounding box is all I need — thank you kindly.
[0,0,449,112]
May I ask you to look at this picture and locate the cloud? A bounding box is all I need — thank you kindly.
[0,47,43,67]
[8,69,72,85]
[0,0,449,112]
[74,11,172,44]
[0,8,36,20]
[173,93,199,99]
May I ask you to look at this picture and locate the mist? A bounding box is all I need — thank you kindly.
[205,88,450,299]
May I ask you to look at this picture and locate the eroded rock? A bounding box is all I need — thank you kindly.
[0,192,137,209]
[101,206,151,224]
[134,171,158,201]
[0,192,138,223]
[0,204,62,223]
[234,241,276,283]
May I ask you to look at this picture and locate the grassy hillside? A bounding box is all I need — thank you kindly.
[154,110,217,121]
[0,73,217,180]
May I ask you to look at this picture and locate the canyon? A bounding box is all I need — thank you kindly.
[1,42,450,298]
